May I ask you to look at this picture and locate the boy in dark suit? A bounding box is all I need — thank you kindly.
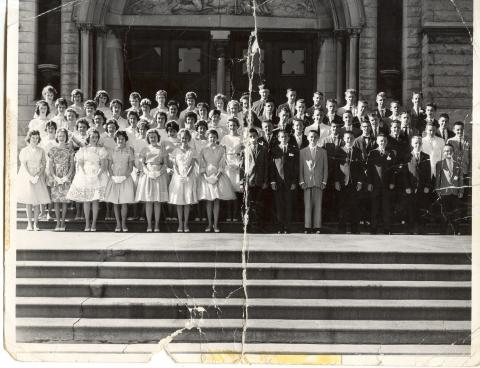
[277,88,297,117]
[290,118,308,221]
[435,144,464,234]
[240,128,269,232]
[367,134,397,234]
[436,113,455,143]
[323,99,342,126]
[270,130,299,233]
[334,131,364,233]
[403,136,432,234]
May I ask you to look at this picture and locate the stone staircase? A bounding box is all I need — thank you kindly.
[15,232,472,356]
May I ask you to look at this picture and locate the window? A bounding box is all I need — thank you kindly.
[178,47,201,73]
[281,49,305,75]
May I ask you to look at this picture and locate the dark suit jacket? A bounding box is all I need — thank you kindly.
[334,145,365,188]
[321,135,344,184]
[387,136,410,165]
[306,105,323,118]
[269,144,299,188]
[370,124,388,140]
[366,148,397,192]
[435,128,455,143]
[435,159,464,196]
[289,133,309,151]
[260,114,279,126]
[410,107,426,133]
[252,99,266,117]
[258,134,278,153]
[376,107,392,121]
[417,118,439,134]
[240,142,269,188]
[242,109,262,128]
[323,114,342,126]
[277,102,295,117]
[354,135,377,162]
[403,151,432,191]
[341,126,362,138]
[399,126,419,143]
[352,115,368,129]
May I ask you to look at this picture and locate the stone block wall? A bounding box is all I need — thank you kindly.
[421,0,473,134]
[18,0,37,137]
[402,0,423,105]
[358,0,377,107]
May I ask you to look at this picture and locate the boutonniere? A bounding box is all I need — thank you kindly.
[386,155,392,160]
[258,141,264,146]
[288,153,294,157]
[453,176,458,181]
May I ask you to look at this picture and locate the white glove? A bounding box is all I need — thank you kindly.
[112,176,127,184]
[30,175,39,184]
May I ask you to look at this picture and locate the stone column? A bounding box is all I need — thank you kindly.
[95,27,107,91]
[335,32,345,102]
[348,30,360,91]
[402,0,422,106]
[60,0,79,98]
[18,0,38,137]
[359,0,378,106]
[316,36,336,99]
[210,31,230,98]
[105,30,125,101]
[79,23,93,98]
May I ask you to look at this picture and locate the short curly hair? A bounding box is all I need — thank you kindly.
[85,129,100,145]
[55,128,70,143]
[34,100,50,117]
[146,129,161,144]
[114,130,129,142]
[25,129,41,144]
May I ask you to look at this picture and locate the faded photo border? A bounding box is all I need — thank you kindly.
[2,0,480,366]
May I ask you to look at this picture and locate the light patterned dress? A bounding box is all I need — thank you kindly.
[220,134,243,192]
[134,145,169,203]
[17,145,51,205]
[168,147,198,205]
[48,145,74,202]
[104,147,136,204]
[67,146,109,201]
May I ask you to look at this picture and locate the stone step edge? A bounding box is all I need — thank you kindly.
[16,297,472,308]
[12,342,472,355]
[16,278,472,288]
[16,318,471,331]
[16,261,472,271]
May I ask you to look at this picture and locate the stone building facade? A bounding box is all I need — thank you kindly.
[17,0,473,138]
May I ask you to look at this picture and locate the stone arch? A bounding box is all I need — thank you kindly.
[73,0,366,32]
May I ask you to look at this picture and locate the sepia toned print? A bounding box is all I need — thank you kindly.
[4,0,478,365]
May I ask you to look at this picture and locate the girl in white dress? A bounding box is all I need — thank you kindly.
[126,110,140,138]
[140,98,154,124]
[198,130,236,232]
[152,111,168,141]
[40,121,58,220]
[169,129,198,232]
[163,121,180,221]
[65,107,79,133]
[208,109,227,141]
[213,93,229,126]
[92,110,106,135]
[220,117,244,221]
[129,120,149,220]
[67,129,109,231]
[110,99,129,130]
[151,90,168,117]
[196,102,209,123]
[28,100,50,136]
[193,121,210,222]
[35,85,57,119]
[51,98,68,130]
[104,131,135,232]
[94,90,112,120]
[71,118,90,150]
[135,129,169,232]
[100,119,119,220]
[84,100,97,125]
[17,130,51,231]
[69,89,85,118]
[167,100,180,123]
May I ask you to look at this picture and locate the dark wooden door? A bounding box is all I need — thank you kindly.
[230,32,317,104]
[125,29,211,105]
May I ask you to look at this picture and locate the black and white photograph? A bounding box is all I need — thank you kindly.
[3,0,479,365]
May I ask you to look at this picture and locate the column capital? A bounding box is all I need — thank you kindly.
[347,28,362,37]
[94,25,108,35]
[77,22,94,32]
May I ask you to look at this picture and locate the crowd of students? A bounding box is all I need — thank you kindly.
[17,84,471,234]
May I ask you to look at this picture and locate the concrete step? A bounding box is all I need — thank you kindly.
[16,318,471,345]
[16,278,471,299]
[15,217,472,235]
[16,261,471,281]
[16,297,471,321]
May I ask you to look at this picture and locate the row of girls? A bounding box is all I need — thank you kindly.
[18,87,251,232]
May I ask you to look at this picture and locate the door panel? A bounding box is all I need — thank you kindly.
[125,29,211,105]
[230,32,317,104]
